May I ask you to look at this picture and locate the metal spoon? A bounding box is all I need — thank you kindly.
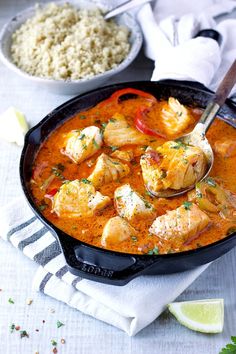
[104,0,153,20]
[150,59,236,198]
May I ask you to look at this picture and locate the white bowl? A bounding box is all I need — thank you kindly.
[0,0,143,95]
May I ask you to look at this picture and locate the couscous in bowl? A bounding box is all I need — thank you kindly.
[0,0,142,95]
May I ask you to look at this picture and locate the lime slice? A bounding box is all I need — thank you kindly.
[0,107,29,146]
[168,299,224,333]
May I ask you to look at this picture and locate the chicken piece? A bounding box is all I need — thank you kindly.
[63,126,102,163]
[111,146,146,161]
[114,184,156,222]
[87,153,130,188]
[104,113,151,147]
[149,203,210,244]
[161,97,192,135]
[52,179,110,218]
[101,216,137,247]
[140,141,207,193]
[214,138,236,157]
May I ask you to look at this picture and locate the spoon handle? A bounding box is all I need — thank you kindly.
[104,0,152,20]
[199,59,236,132]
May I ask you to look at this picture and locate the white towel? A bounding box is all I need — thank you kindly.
[0,197,209,336]
[137,0,236,93]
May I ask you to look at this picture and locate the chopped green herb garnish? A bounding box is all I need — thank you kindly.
[219,336,236,354]
[56,320,64,328]
[79,134,86,140]
[39,204,47,211]
[147,246,159,255]
[142,145,148,151]
[205,177,216,187]
[8,298,14,304]
[131,236,138,242]
[81,178,91,184]
[10,324,15,333]
[99,128,104,137]
[183,201,192,210]
[115,195,122,200]
[110,146,119,152]
[101,122,107,129]
[52,169,63,178]
[52,164,65,180]
[109,118,117,123]
[196,191,203,198]
[145,190,154,198]
[51,340,57,346]
[144,201,152,209]
[112,161,120,165]
[182,158,189,165]
[171,141,188,150]
[177,111,183,117]
[92,138,99,149]
[82,143,87,150]
[160,170,167,178]
[79,115,86,120]
[20,330,29,338]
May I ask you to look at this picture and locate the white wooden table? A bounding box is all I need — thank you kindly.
[0,1,236,353]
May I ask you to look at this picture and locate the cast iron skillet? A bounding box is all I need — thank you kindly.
[20,80,236,286]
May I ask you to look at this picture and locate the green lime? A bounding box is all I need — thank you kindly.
[168,299,224,333]
[0,107,28,145]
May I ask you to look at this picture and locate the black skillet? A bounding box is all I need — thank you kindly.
[20,79,236,286]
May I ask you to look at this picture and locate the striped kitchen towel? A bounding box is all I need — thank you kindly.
[0,196,210,336]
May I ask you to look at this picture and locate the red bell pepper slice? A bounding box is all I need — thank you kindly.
[99,88,157,107]
[45,188,58,199]
[135,106,166,138]
[99,88,165,138]
[110,88,157,103]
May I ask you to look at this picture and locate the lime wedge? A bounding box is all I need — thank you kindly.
[0,107,29,146]
[168,299,224,333]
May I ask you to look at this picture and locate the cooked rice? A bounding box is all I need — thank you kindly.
[11,2,130,80]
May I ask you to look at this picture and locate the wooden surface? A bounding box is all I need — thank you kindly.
[0,1,236,353]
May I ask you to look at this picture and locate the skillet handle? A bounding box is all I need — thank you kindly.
[194,29,222,46]
[56,231,160,286]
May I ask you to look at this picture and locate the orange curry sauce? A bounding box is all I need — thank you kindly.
[31,95,236,254]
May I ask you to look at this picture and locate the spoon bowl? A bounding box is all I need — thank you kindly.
[148,59,236,198]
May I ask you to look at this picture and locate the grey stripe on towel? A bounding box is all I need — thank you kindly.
[55,265,68,279]
[72,276,83,288]
[33,240,61,266]
[39,272,53,293]
[7,216,37,240]
[18,226,48,251]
